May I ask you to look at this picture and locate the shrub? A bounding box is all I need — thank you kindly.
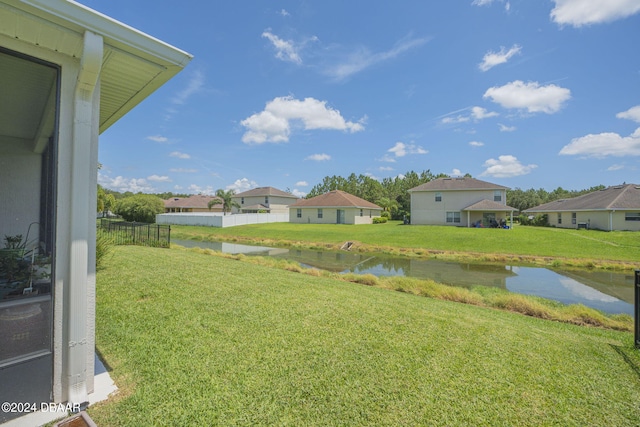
[380,211,391,219]
[115,194,164,223]
[372,216,388,224]
[518,213,548,227]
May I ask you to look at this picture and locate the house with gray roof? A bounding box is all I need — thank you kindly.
[408,177,516,227]
[524,184,640,231]
[232,186,298,214]
[289,190,383,224]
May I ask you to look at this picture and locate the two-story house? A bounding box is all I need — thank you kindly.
[232,186,298,214]
[408,177,515,227]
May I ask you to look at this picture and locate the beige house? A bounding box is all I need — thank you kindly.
[232,186,298,214]
[164,195,222,213]
[524,184,640,231]
[289,190,383,224]
[409,177,515,227]
[0,0,191,424]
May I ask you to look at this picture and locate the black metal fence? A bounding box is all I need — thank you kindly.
[99,219,171,248]
[635,270,639,349]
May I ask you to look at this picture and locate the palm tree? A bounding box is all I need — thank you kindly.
[376,197,399,214]
[209,189,240,215]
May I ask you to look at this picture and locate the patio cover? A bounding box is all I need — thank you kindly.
[462,199,516,228]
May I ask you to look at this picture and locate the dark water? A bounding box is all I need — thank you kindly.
[173,239,635,315]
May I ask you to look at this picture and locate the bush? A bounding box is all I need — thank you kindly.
[372,216,388,224]
[380,211,391,219]
[518,213,548,227]
[115,194,164,223]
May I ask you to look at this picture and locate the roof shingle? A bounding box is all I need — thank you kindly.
[289,190,382,209]
[409,177,508,192]
[525,184,640,212]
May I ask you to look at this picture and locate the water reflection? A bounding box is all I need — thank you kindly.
[172,239,634,314]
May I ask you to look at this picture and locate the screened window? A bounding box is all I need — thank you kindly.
[360,209,363,217]
[494,190,502,202]
[318,208,323,219]
[557,213,562,224]
[435,192,442,202]
[265,196,269,204]
[296,209,302,218]
[571,212,577,224]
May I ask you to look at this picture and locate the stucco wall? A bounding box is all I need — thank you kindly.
[289,207,380,224]
[547,210,640,231]
[234,195,296,214]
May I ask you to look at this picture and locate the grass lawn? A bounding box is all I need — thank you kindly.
[170,222,640,269]
[90,246,640,426]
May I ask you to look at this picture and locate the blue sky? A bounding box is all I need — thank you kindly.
[82,0,640,197]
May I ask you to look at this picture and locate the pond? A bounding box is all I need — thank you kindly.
[172,239,635,315]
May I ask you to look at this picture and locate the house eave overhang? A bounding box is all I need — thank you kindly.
[1,0,193,133]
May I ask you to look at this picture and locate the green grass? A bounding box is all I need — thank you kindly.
[171,222,640,269]
[90,246,640,426]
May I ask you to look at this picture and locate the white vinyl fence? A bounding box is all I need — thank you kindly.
[156,212,289,228]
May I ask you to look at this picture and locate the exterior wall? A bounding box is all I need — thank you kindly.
[544,210,640,231]
[0,154,41,240]
[165,206,221,213]
[411,189,506,226]
[289,207,380,224]
[157,212,289,227]
[234,195,295,214]
[2,32,101,405]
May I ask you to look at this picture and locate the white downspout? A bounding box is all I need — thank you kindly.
[67,30,103,407]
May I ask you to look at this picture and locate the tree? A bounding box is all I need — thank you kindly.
[115,194,164,223]
[209,189,240,215]
[376,197,399,214]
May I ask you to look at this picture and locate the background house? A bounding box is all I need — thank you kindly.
[0,0,191,424]
[524,183,640,231]
[289,190,382,224]
[409,177,515,227]
[232,186,298,214]
[164,195,222,213]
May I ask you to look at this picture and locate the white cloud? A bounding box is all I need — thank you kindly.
[450,168,462,176]
[188,184,215,195]
[324,35,430,81]
[98,173,154,193]
[469,141,485,147]
[388,142,428,157]
[170,168,198,173]
[441,106,498,124]
[379,166,394,171]
[295,181,308,187]
[559,128,640,157]
[241,96,364,144]
[607,164,625,171]
[226,178,258,192]
[617,105,640,123]
[550,0,640,27]
[472,0,510,10]
[379,154,396,163]
[479,44,522,72]
[291,189,306,198]
[170,151,191,159]
[471,106,499,120]
[499,123,517,132]
[279,9,290,17]
[306,153,331,161]
[147,175,171,182]
[262,31,303,64]
[146,135,170,143]
[480,155,537,177]
[172,69,204,105]
[483,80,571,114]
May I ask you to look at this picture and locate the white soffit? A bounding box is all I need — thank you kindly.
[0,0,193,133]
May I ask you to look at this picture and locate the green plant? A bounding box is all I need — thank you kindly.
[96,229,114,269]
[115,194,164,223]
[372,216,387,224]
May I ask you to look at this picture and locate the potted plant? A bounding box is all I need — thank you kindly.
[0,235,34,299]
